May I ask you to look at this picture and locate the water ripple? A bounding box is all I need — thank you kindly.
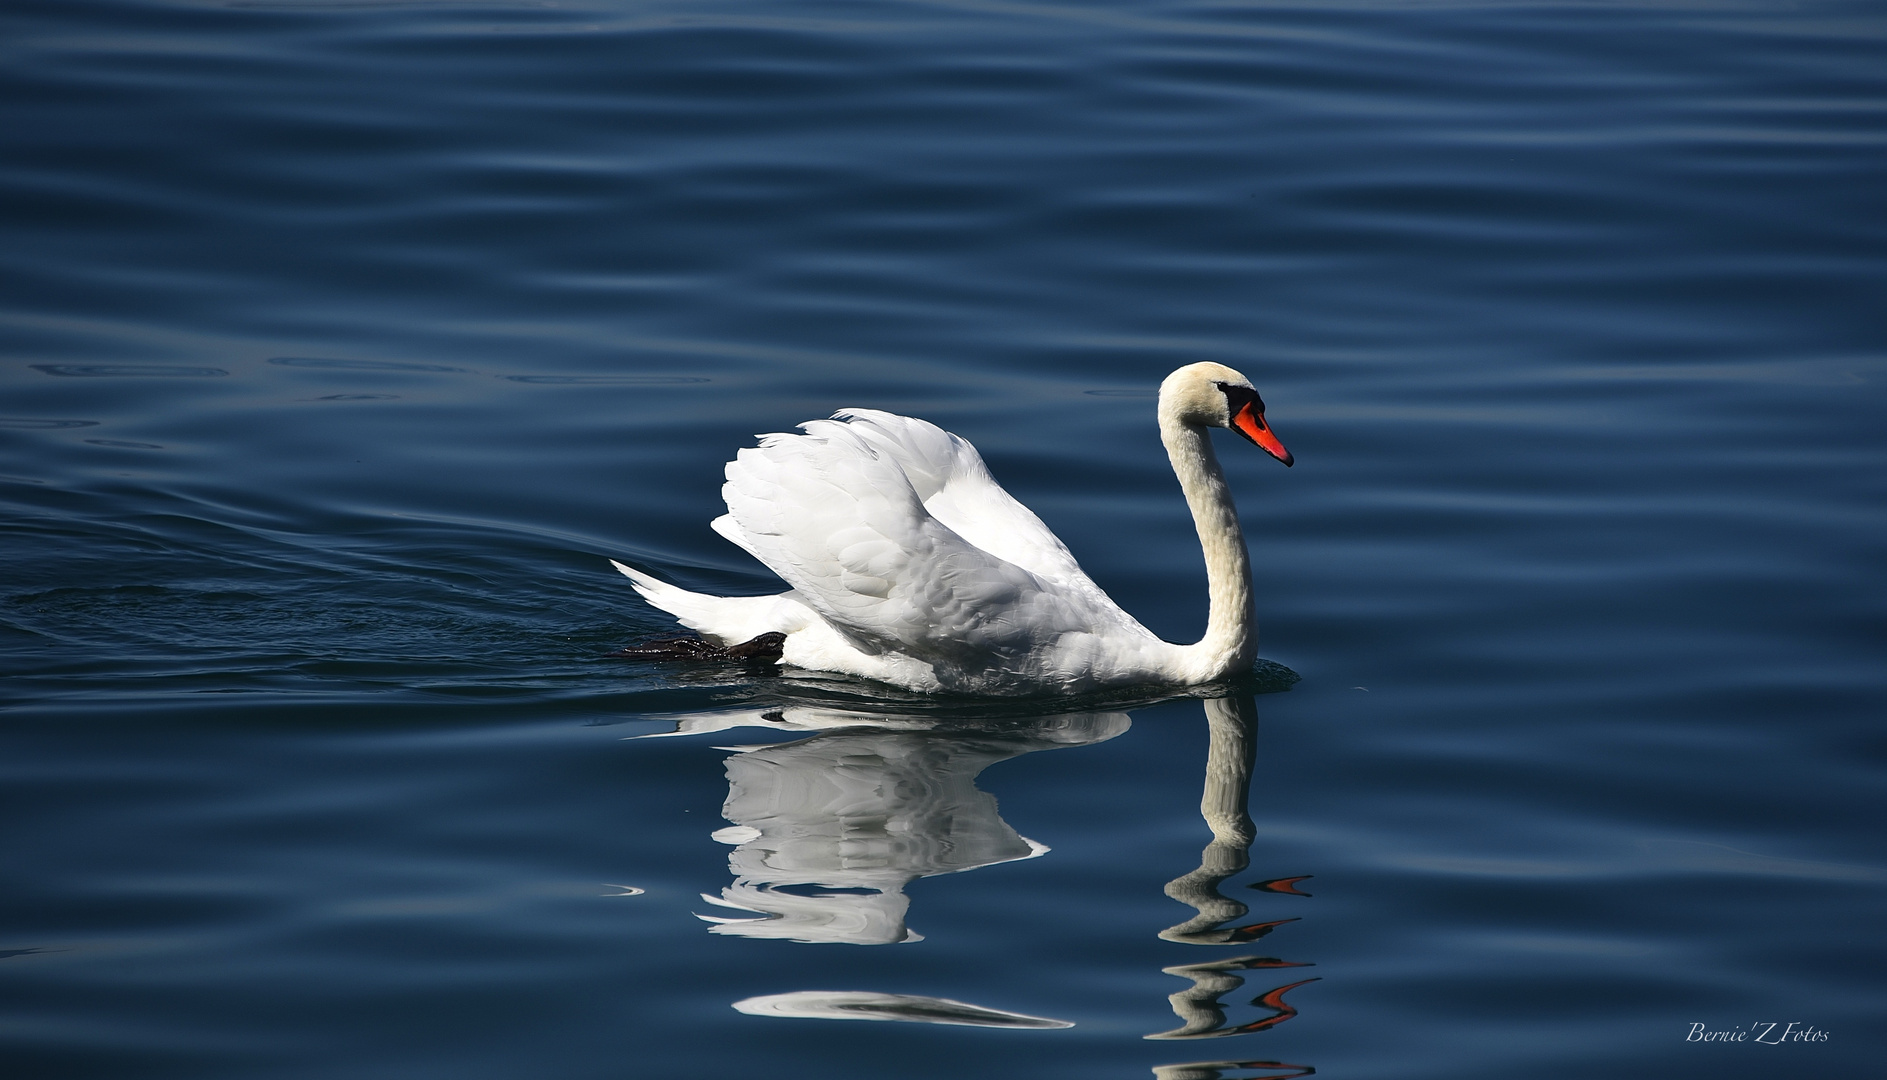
[29,364,228,378]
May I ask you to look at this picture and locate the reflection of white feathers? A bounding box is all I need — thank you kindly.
[614,362,1292,694]
[664,707,1128,945]
[630,707,935,741]
[734,990,1072,1029]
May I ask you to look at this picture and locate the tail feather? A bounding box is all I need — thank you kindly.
[610,559,811,645]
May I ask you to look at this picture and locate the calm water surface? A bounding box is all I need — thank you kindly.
[2,0,1883,1076]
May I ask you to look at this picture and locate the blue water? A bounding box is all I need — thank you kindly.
[3,0,1883,1076]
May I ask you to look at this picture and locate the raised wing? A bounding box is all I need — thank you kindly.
[712,411,1140,670]
[827,410,1090,587]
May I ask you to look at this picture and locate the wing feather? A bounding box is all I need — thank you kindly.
[831,409,1093,588]
[719,413,1109,668]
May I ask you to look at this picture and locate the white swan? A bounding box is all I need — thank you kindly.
[612,362,1292,695]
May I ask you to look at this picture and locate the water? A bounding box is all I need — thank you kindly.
[3,0,1883,1076]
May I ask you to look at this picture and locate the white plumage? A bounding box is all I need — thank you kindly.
[613,362,1293,695]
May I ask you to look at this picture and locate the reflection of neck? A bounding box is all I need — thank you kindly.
[1160,696,1257,943]
[1150,696,1319,1047]
[1148,954,1317,1041]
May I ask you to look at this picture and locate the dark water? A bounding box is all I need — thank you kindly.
[3,0,1884,1076]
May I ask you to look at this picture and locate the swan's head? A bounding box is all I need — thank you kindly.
[1160,362,1294,467]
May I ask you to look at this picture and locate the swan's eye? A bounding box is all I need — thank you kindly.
[1215,382,1263,416]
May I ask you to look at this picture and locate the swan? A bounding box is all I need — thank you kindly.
[612,362,1292,695]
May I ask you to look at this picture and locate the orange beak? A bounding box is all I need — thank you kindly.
[1231,401,1293,467]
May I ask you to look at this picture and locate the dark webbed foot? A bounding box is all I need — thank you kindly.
[723,632,786,660]
[614,631,785,663]
[614,634,725,659]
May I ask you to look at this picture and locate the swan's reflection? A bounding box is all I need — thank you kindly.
[1150,695,1318,1047]
[638,705,1128,945]
[734,990,1073,1029]
[636,692,1316,1055]
[1150,1060,1315,1080]
[1161,694,1262,946]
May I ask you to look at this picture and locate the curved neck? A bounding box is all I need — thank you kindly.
[1159,413,1255,682]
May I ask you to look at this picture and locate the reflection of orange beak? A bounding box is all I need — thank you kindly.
[1232,402,1294,467]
